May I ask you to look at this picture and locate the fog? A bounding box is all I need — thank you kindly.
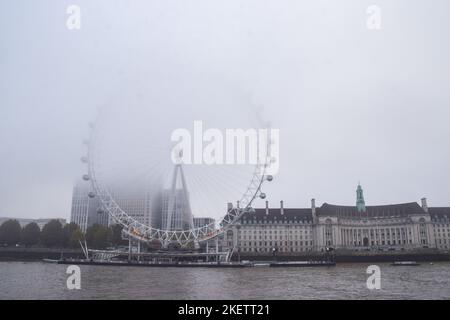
[1,0,449,220]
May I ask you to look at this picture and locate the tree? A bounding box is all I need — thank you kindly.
[62,222,81,248]
[0,219,22,246]
[21,222,41,247]
[70,228,84,248]
[86,224,109,249]
[108,224,127,247]
[40,220,63,247]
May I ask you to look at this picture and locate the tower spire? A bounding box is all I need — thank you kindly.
[356,183,366,212]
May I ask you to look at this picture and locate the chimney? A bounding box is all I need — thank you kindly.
[421,198,428,213]
[311,198,317,222]
[236,201,240,209]
[265,201,269,215]
[280,200,284,215]
[227,202,233,211]
[311,198,316,215]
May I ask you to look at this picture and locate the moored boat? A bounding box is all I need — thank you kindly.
[270,260,336,267]
[42,259,59,263]
[391,261,420,266]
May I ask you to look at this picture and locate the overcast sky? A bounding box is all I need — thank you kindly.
[1,0,449,220]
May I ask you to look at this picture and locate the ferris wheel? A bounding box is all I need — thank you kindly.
[80,91,275,247]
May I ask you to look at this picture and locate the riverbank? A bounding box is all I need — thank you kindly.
[237,248,450,263]
[2,247,450,263]
[0,247,84,261]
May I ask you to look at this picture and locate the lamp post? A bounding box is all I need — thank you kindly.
[272,247,278,261]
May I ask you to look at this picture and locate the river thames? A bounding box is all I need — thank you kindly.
[1,261,450,299]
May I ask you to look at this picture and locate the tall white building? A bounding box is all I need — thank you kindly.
[161,189,193,230]
[160,163,194,231]
[70,182,108,232]
[70,181,162,233]
[110,187,158,227]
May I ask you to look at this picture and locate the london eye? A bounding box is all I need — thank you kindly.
[79,90,275,248]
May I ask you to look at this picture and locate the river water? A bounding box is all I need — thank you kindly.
[1,261,449,299]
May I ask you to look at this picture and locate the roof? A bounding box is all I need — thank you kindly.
[226,203,450,223]
[317,202,425,218]
[239,208,313,223]
[429,207,450,221]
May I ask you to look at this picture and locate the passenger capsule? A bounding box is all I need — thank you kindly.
[259,193,266,199]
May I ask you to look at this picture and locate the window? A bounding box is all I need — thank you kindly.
[325,219,333,246]
[419,218,428,245]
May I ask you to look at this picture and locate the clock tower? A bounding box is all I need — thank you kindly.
[356,183,366,212]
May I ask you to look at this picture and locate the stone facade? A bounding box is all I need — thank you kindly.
[222,186,450,254]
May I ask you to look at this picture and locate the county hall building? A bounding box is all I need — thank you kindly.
[222,185,450,254]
